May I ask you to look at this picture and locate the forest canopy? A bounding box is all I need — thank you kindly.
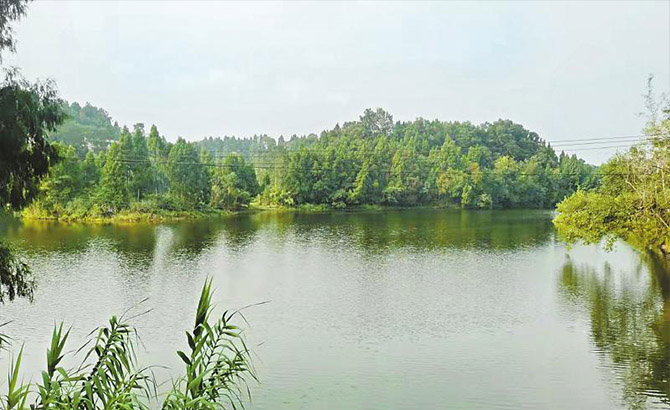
[25,105,598,220]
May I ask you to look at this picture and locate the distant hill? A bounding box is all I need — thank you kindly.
[50,102,121,156]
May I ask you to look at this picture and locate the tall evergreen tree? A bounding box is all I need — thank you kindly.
[167,138,209,208]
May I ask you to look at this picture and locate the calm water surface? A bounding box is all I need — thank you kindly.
[1,209,669,410]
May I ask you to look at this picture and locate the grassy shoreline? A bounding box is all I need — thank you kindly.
[20,208,233,224]
[19,203,470,224]
[19,202,558,225]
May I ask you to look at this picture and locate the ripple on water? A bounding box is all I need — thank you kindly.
[0,209,661,410]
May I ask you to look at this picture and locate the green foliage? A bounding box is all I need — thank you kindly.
[147,125,169,161]
[3,346,29,410]
[167,138,210,209]
[26,105,598,220]
[50,102,121,156]
[0,244,34,304]
[0,64,65,317]
[555,82,670,255]
[162,279,256,409]
[0,69,66,209]
[197,135,277,161]
[128,124,155,200]
[147,125,170,194]
[210,154,258,211]
[0,281,255,410]
[0,0,28,61]
[260,109,595,210]
[555,190,630,249]
[100,142,130,212]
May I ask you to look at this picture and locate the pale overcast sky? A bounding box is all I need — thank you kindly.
[6,1,670,163]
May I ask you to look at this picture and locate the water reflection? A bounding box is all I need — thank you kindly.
[559,254,670,409]
[0,209,555,261]
[0,209,641,410]
[0,219,231,262]
[245,209,555,253]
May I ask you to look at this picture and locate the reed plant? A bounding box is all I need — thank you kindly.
[0,279,256,410]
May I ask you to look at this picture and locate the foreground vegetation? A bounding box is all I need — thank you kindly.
[2,280,256,410]
[0,0,64,301]
[555,82,670,257]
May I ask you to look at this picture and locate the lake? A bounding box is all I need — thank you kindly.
[0,209,669,409]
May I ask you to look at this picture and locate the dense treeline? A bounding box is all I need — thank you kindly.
[255,109,597,208]
[27,122,259,219]
[27,106,597,219]
[554,84,670,256]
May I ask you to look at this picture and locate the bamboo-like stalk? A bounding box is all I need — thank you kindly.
[0,280,255,410]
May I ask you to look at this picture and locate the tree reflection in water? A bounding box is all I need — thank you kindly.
[0,243,34,303]
[559,254,670,410]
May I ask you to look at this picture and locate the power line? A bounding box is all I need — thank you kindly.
[114,140,650,157]
[551,137,645,147]
[562,143,648,152]
[58,133,667,171]
[63,132,666,147]
[76,140,650,158]
[74,156,662,177]
[548,134,656,143]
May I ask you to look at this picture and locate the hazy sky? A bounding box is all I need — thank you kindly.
[6,1,670,163]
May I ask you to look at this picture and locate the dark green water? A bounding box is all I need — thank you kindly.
[1,209,669,409]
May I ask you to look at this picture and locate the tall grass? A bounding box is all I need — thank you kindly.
[0,279,256,410]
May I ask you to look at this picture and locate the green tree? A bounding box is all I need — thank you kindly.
[21,104,599,217]
[0,0,28,61]
[128,123,154,200]
[384,145,427,206]
[147,124,170,193]
[167,138,210,208]
[99,142,129,211]
[0,1,66,307]
[0,71,65,208]
[147,124,169,160]
[35,143,82,211]
[81,150,100,188]
[555,81,670,256]
[491,156,519,207]
[349,159,373,205]
[360,108,394,138]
